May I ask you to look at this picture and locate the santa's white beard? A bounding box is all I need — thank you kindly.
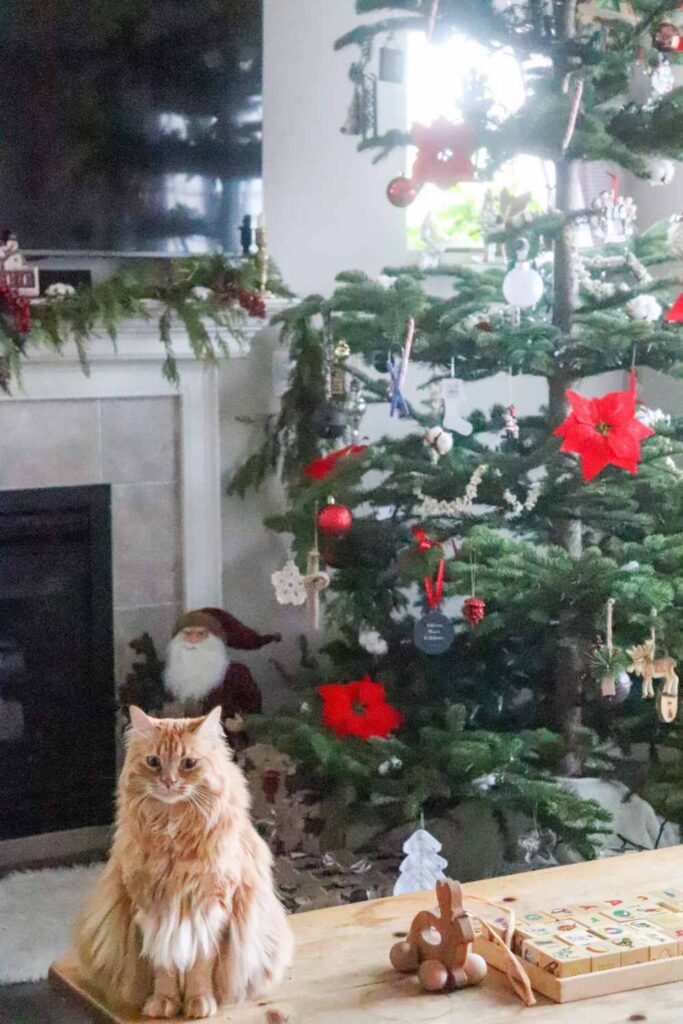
[164,632,230,701]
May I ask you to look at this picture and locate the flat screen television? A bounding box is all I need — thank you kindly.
[0,0,262,255]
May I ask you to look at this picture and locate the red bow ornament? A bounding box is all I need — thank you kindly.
[304,444,368,481]
[411,119,475,189]
[410,525,444,554]
[554,370,654,481]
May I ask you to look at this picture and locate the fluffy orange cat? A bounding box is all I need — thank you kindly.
[74,706,294,1019]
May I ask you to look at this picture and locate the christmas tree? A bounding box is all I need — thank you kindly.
[234,0,683,865]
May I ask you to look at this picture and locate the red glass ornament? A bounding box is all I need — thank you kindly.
[317,499,353,536]
[387,176,420,208]
[463,596,486,628]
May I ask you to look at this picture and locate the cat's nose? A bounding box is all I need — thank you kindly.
[161,775,177,788]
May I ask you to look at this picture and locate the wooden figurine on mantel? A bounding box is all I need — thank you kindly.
[390,879,488,992]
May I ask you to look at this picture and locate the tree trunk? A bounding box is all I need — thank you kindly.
[549,0,585,754]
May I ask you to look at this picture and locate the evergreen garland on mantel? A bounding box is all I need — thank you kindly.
[0,253,291,392]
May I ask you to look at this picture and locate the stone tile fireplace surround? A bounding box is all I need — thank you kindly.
[0,307,284,867]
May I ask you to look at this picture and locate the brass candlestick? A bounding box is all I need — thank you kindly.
[255,225,269,295]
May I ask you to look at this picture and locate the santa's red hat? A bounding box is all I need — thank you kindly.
[172,607,281,651]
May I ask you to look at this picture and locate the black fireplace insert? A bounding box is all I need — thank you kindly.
[0,485,116,840]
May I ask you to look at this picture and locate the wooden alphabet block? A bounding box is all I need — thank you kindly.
[511,922,561,954]
[647,913,683,953]
[520,939,587,978]
[517,909,558,926]
[547,905,576,919]
[653,888,683,913]
[598,900,636,922]
[583,923,651,966]
[553,921,601,946]
[627,919,679,958]
[571,910,615,930]
[583,939,622,972]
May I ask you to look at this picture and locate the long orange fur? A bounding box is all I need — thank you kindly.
[73,706,294,1019]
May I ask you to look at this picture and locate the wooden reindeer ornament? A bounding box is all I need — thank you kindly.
[627,612,679,723]
[390,879,487,993]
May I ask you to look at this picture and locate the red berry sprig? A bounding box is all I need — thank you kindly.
[223,285,267,319]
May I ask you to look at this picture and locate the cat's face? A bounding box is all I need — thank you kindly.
[126,706,223,806]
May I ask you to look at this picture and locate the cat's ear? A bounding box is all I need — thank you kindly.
[193,705,224,743]
[129,705,157,736]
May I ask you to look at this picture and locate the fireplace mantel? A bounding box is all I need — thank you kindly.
[0,299,290,609]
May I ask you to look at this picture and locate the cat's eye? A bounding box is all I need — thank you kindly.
[146,755,161,770]
[180,757,198,771]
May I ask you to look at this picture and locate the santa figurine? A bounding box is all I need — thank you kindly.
[163,607,281,748]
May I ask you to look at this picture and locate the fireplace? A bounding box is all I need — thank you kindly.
[0,485,115,840]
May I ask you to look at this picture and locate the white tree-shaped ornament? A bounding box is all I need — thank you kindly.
[393,827,448,896]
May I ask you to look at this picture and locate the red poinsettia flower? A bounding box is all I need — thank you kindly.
[411,119,475,189]
[664,292,683,322]
[554,371,654,481]
[303,444,368,481]
[318,677,403,740]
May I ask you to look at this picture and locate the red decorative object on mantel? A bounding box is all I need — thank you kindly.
[318,676,403,740]
[553,369,654,481]
[463,596,486,628]
[0,283,31,335]
[223,285,267,319]
[304,444,368,481]
[411,119,475,189]
[317,498,353,536]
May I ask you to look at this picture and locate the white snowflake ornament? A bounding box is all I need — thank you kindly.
[271,560,307,606]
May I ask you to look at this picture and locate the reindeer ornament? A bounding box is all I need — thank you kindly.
[627,633,679,723]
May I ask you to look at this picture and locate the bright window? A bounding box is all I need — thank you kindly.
[406,32,552,249]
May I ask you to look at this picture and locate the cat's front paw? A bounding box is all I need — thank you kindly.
[142,995,181,1018]
[184,994,218,1019]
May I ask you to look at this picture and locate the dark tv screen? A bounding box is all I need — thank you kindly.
[0,1,262,254]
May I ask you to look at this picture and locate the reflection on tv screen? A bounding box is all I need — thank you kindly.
[0,0,262,254]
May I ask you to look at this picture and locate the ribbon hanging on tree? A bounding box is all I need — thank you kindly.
[389,317,415,418]
[424,556,445,609]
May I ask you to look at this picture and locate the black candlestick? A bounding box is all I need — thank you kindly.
[239,215,253,256]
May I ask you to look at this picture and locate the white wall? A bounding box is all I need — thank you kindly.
[263,0,409,295]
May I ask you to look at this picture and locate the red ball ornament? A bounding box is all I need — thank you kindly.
[463,596,486,628]
[317,498,352,536]
[386,176,420,208]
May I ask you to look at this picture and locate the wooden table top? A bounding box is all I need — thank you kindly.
[50,846,683,1023]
